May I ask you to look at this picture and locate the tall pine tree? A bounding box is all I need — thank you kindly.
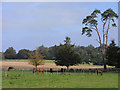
[55,37,81,70]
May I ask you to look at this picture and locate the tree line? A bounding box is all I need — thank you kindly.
[1,37,104,65]
[1,37,120,68]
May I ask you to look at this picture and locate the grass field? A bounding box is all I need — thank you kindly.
[2,59,55,63]
[2,70,118,88]
[2,59,114,69]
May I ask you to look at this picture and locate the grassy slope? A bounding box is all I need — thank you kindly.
[2,71,118,88]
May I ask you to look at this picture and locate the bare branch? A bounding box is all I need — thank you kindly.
[96,39,101,44]
[91,28,97,31]
[101,18,104,23]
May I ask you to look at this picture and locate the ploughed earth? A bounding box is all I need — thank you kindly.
[1,61,106,70]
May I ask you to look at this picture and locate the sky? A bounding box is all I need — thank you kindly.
[2,2,118,52]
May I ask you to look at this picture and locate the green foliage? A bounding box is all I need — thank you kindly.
[91,51,103,65]
[0,52,5,60]
[74,45,103,65]
[17,49,31,59]
[3,45,104,65]
[64,36,71,45]
[106,40,120,68]
[37,45,49,59]
[86,45,103,65]
[101,8,118,23]
[55,37,81,68]
[3,37,106,66]
[74,46,90,64]
[4,47,17,59]
[82,8,118,37]
[47,45,58,60]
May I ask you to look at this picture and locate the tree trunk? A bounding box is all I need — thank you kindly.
[66,66,69,71]
[104,63,107,69]
[36,65,37,70]
[103,56,107,69]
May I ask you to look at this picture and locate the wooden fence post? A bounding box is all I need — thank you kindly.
[5,72,8,78]
[46,69,47,75]
[57,69,58,75]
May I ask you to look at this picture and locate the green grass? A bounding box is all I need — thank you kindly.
[2,70,118,88]
[44,60,55,63]
[3,59,28,62]
[2,59,55,63]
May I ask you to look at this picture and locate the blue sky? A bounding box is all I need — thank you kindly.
[2,2,118,52]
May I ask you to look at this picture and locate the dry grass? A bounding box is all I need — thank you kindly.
[2,61,106,70]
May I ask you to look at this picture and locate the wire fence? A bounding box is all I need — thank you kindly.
[2,67,120,73]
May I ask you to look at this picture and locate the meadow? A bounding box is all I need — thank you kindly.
[2,59,55,63]
[2,59,115,67]
[2,70,118,88]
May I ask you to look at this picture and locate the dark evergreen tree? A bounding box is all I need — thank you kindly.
[106,40,120,68]
[55,37,81,70]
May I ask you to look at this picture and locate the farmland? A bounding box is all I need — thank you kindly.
[2,60,118,88]
[2,70,118,88]
[2,60,106,71]
[2,59,114,71]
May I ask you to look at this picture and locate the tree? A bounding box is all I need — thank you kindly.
[74,46,90,64]
[64,37,71,45]
[82,8,118,69]
[106,40,120,68]
[28,49,45,69]
[47,45,58,60]
[4,47,16,59]
[55,37,81,70]
[85,45,95,55]
[17,49,31,59]
[91,51,103,65]
[0,52,5,60]
[37,45,48,59]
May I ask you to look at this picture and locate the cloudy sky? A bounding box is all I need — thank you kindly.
[2,2,118,52]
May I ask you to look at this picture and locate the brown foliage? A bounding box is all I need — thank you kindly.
[28,49,45,68]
